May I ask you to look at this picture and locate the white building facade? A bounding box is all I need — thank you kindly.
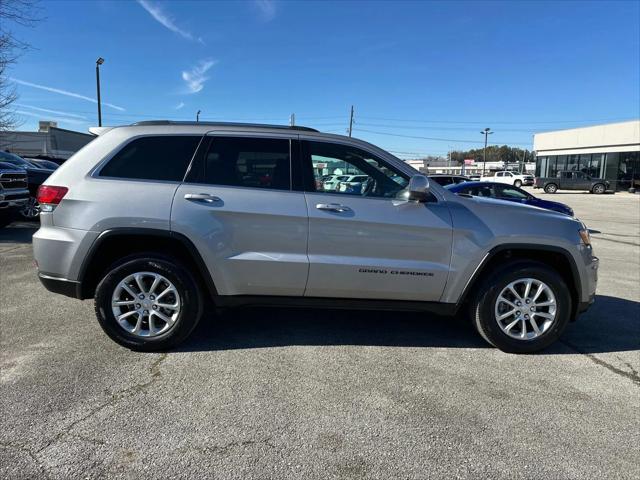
[534,120,640,190]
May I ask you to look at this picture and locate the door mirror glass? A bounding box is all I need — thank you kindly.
[408,174,430,202]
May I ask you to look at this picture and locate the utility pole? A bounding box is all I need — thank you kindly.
[95,57,104,127]
[480,127,493,176]
[348,105,354,137]
[289,113,295,126]
[196,110,201,122]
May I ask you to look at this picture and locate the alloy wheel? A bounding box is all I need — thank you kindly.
[20,197,40,219]
[111,271,181,338]
[494,278,557,341]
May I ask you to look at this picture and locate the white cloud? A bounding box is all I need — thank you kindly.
[181,60,216,94]
[175,101,185,110]
[15,104,87,119]
[254,0,276,22]
[137,0,204,44]
[11,78,125,111]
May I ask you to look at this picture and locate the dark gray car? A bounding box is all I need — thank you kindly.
[535,171,609,194]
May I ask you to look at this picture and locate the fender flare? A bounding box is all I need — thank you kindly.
[77,228,218,299]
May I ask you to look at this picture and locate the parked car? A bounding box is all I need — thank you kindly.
[33,121,598,354]
[27,158,61,170]
[321,174,349,191]
[0,151,57,219]
[0,162,29,227]
[428,174,471,186]
[446,181,574,216]
[481,171,534,187]
[337,175,370,194]
[534,171,609,194]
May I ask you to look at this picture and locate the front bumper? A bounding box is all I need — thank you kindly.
[575,253,598,319]
[0,193,29,209]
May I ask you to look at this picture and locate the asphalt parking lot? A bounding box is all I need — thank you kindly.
[1,190,639,479]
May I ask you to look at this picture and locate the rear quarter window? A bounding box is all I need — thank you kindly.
[99,135,202,181]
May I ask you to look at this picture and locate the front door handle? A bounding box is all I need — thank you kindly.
[184,193,221,203]
[316,203,352,213]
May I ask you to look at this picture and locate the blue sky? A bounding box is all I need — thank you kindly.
[7,0,640,158]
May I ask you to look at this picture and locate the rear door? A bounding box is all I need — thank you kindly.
[299,139,453,301]
[574,172,590,189]
[172,133,309,297]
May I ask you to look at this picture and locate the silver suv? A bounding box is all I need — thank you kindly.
[33,121,598,353]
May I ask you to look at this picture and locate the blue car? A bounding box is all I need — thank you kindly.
[445,181,574,216]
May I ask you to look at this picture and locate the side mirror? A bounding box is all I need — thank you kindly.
[408,174,430,202]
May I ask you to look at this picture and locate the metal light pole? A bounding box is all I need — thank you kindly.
[196,110,201,122]
[95,57,104,127]
[480,127,493,176]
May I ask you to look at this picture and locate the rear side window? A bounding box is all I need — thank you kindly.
[195,136,291,190]
[99,136,201,181]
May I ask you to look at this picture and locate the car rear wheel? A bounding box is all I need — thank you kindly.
[471,261,571,353]
[592,183,606,194]
[94,254,203,351]
[514,180,522,187]
[544,183,558,193]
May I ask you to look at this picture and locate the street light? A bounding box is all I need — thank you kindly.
[196,110,201,122]
[96,57,105,127]
[480,127,493,176]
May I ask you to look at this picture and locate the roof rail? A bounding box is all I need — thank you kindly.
[130,120,318,132]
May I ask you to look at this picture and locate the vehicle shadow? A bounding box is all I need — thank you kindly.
[0,221,38,244]
[177,295,639,354]
[178,308,488,352]
[554,294,640,355]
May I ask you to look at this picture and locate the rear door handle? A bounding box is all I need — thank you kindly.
[184,193,221,203]
[316,203,352,213]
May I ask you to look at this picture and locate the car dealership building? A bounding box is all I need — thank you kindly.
[534,120,640,190]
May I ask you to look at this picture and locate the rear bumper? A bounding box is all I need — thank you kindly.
[38,273,82,299]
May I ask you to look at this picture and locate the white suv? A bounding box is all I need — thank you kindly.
[481,171,534,187]
[33,121,598,353]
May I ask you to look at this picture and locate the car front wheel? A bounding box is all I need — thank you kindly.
[94,254,203,351]
[20,196,40,220]
[544,183,558,193]
[514,180,522,187]
[471,261,571,353]
[592,183,606,194]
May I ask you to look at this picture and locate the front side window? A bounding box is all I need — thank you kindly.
[100,136,201,181]
[307,141,408,198]
[195,136,291,190]
[498,186,529,199]
[466,185,496,197]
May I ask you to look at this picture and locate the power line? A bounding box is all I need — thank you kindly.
[357,115,637,125]
[353,127,532,146]
[356,122,539,133]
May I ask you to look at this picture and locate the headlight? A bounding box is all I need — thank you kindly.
[579,228,591,246]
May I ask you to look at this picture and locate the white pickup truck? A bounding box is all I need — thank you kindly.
[480,171,534,187]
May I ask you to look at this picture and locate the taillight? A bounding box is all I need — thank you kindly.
[37,185,68,211]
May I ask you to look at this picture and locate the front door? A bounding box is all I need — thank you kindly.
[301,140,453,301]
[172,134,309,297]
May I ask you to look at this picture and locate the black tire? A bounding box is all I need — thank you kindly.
[94,254,203,351]
[470,261,572,354]
[591,183,606,194]
[544,183,558,194]
[0,212,13,228]
[514,180,522,188]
